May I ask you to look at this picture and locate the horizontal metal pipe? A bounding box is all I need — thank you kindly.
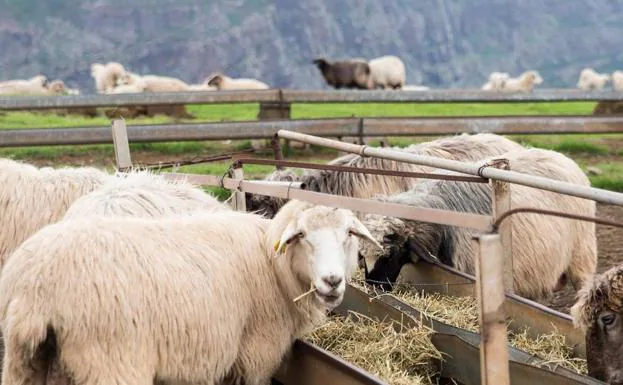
[1,89,622,110]
[278,130,623,206]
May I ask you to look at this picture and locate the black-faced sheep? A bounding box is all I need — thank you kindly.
[0,200,379,385]
[359,148,596,300]
[367,55,406,90]
[246,133,524,218]
[206,73,270,90]
[500,71,543,92]
[313,58,370,90]
[571,265,623,383]
[577,68,610,90]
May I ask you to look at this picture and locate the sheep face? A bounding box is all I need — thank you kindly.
[47,80,66,94]
[525,71,543,86]
[571,266,623,383]
[206,74,224,88]
[275,206,379,309]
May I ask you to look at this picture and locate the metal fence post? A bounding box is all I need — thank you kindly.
[230,166,246,211]
[491,159,514,294]
[474,233,510,385]
[111,119,132,171]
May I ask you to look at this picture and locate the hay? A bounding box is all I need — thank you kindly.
[349,276,588,375]
[306,312,443,385]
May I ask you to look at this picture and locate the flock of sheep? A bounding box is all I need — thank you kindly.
[0,130,619,383]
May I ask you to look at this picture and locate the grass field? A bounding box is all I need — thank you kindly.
[1,100,622,192]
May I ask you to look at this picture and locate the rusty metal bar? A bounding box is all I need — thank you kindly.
[278,130,623,206]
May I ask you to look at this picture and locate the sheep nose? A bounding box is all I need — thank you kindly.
[322,275,343,289]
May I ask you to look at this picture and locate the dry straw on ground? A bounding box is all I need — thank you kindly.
[306,312,443,385]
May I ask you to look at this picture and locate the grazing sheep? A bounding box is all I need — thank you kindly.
[313,58,370,90]
[577,68,611,90]
[206,73,269,90]
[612,71,623,91]
[367,55,406,90]
[246,133,524,218]
[571,265,623,383]
[64,171,230,220]
[0,75,48,95]
[359,148,596,300]
[481,72,510,91]
[0,200,379,385]
[91,62,127,93]
[500,71,543,92]
[0,158,111,269]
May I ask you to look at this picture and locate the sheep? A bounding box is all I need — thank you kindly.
[0,200,379,385]
[117,72,190,92]
[64,170,230,220]
[577,68,611,90]
[570,265,623,383]
[481,72,510,91]
[206,73,270,90]
[0,158,112,269]
[312,58,370,90]
[246,133,524,218]
[367,55,406,90]
[612,71,623,91]
[359,148,596,300]
[0,75,48,95]
[91,62,127,93]
[500,71,543,92]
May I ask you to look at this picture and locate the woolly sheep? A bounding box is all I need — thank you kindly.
[206,73,270,90]
[0,158,111,269]
[500,71,543,92]
[313,58,370,90]
[571,265,623,383]
[0,200,380,384]
[246,133,524,218]
[0,75,49,95]
[359,148,596,300]
[64,171,230,220]
[612,71,623,91]
[91,62,127,94]
[481,72,510,91]
[577,68,610,90]
[367,55,406,90]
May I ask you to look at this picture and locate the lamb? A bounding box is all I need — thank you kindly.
[481,72,510,91]
[247,133,524,218]
[577,68,610,90]
[0,75,48,95]
[64,170,230,220]
[0,200,379,384]
[611,71,623,91]
[0,158,111,269]
[359,148,596,300]
[570,265,623,383]
[500,71,543,92]
[367,55,406,90]
[206,73,270,90]
[312,58,370,90]
[91,62,127,94]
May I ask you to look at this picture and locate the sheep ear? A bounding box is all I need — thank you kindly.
[349,218,382,251]
[275,222,301,256]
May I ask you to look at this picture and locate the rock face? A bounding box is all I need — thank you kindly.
[2,0,623,92]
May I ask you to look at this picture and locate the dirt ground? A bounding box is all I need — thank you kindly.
[542,203,623,313]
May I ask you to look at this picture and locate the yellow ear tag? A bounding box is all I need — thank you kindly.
[273,241,287,255]
[273,240,280,252]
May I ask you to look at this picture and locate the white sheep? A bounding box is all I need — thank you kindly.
[500,71,543,92]
[0,75,49,95]
[611,71,623,91]
[0,200,379,384]
[207,73,270,90]
[64,170,230,219]
[577,68,610,90]
[91,62,127,94]
[367,55,406,90]
[0,158,111,269]
[481,72,510,91]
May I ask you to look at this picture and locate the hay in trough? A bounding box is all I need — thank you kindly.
[306,312,443,385]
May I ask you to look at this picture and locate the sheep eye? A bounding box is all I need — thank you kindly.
[601,313,617,327]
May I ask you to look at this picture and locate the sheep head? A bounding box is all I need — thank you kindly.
[571,265,623,383]
[206,73,225,88]
[47,80,66,95]
[270,201,379,310]
[523,71,543,86]
[312,58,330,72]
[30,75,48,88]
